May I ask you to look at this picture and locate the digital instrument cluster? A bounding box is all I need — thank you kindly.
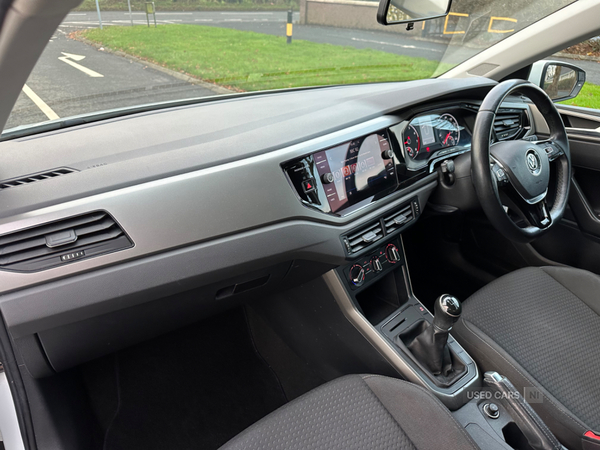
[401,112,471,164]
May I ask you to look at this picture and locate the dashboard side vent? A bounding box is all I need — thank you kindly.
[494,109,524,141]
[0,211,132,272]
[0,168,77,190]
[343,220,384,254]
[383,203,414,235]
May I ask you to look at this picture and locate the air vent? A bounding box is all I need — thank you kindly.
[0,168,77,190]
[494,109,524,141]
[0,211,132,272]
[383,203,414,235]
[343,220,384,254]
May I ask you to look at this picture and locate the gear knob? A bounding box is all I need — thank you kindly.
[432,294,462,332]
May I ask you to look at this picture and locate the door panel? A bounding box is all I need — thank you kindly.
[530,105,600,274]
[567,132,600,169]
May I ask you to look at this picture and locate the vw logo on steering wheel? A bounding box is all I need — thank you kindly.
[526,149,542,176]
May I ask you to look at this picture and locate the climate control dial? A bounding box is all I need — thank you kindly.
[349,264,366,287]
[370,256,383,273]
[386,244,401,263]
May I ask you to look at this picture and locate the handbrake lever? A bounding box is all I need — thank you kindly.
[483,372,565,450]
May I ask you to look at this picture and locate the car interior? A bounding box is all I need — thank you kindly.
[0,0,599,449]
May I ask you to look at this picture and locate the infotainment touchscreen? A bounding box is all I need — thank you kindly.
[313,131,397,214]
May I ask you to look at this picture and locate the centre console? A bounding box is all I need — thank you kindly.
[326,233,566,449]
[326,235,479,409]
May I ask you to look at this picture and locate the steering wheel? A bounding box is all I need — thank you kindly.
[471,79,571,243]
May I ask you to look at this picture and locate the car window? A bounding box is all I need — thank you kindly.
[4,0,574,134]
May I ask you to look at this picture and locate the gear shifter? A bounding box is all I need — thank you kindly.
[432,294,462,332]
[405,294,462,376]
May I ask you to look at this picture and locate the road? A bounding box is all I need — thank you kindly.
[60,10,478,63]
[5,10,599,130]
[6,27,217,129]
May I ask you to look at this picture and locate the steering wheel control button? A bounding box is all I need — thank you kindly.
[302,178,317,194]
[321,172,334,184]
[370,256,383,273]
[349,264,365,287]
[385,244,401,263]
[544,145,564,161]
[492,164,508,185]
[483,403,500,419]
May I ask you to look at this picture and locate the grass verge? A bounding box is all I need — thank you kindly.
[80,25,447,91]
[560,82,600,109]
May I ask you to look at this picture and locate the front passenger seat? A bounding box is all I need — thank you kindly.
[453,266,600,450]
[219,374,478,450]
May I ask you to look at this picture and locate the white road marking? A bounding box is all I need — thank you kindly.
[59,24,95,28]
[61,52,85,61]
[224,19,243,22]
[21,84,59,120]
[110,19,175,24]
[110,20,146,23]
[63,21,115,26]
[126,12,192,14]
[350,37,443,53]
[195,19,213,22]
[58,52,104,77]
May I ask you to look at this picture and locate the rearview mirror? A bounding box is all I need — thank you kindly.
[528,60,586,102]
[377,0,452,26]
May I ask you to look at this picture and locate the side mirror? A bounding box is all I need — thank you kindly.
[377,0,452,26]
[528,60,586,102]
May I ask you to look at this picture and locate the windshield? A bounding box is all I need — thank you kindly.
[4,0,575,133]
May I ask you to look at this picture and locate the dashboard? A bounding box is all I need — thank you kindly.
[0,77,536,379]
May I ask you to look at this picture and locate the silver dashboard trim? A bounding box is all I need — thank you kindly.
[0,115,427,294]
[323,269,424,384]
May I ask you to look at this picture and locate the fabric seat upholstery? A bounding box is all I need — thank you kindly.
[453,266,600,450]
[219,374,479,450]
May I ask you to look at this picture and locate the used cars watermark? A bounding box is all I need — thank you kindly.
[467,387,544,403]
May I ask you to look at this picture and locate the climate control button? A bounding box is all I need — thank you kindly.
[349,264,365,287]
